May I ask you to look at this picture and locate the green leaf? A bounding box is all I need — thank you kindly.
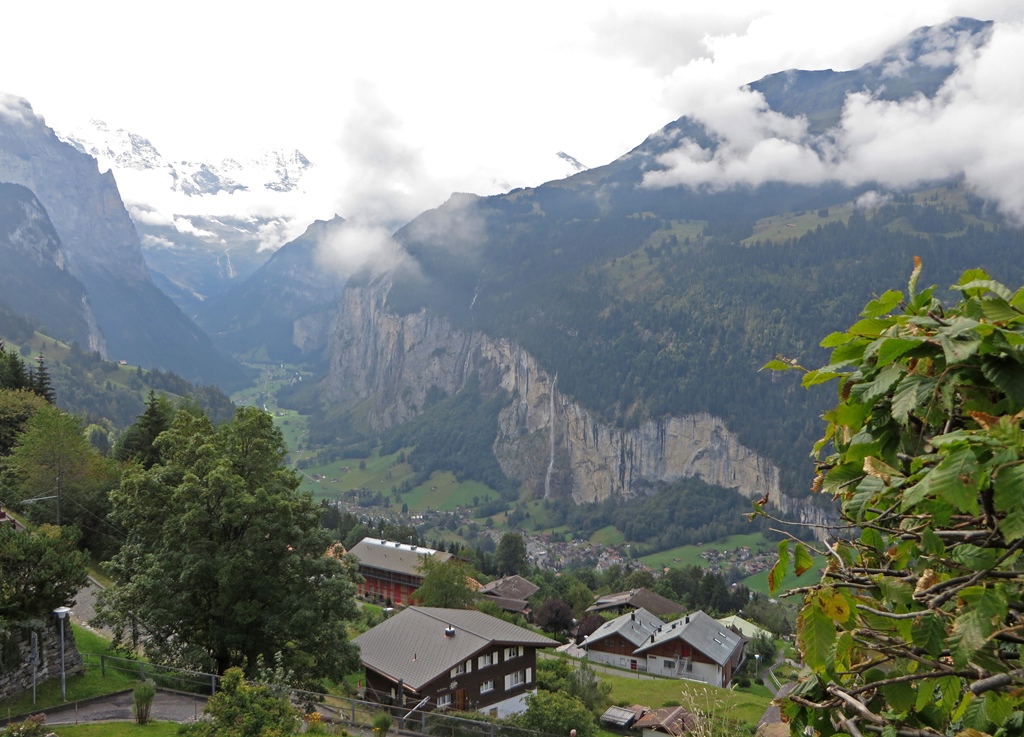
[830,341,870,365]
[902,447,980,514]
[983,691,1011,727]
[951,544,999,571]
[877,576,914,607]
[937,333,982,364]
[820,331,857,348]
[957,276,1008,300]
[798,596,837,672]
[793,542,815,577]
[876,337,923,367]
[882,679,916,713]
[921,527,946,556]
[802,369,842,388]
[862,290,904,318]
[850,363,904,404]
[979,296,1021,323]
[937,675,962,716]
[848,317,895,337]
[761,359,797,372]
[980,354,1024,408]
[890,374,937,427]
[769,540,790,594]
[910,612,948,658]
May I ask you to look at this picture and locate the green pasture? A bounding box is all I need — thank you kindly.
[589,526,625,546]
[741,553,827,596]
[48,724,181,737]
[639,533,769,570]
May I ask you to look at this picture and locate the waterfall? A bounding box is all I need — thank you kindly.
[544,374,557,499]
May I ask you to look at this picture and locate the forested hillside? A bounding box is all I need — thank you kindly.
[376,184,1023,491]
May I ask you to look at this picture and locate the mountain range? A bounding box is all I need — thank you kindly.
[0,17,1019,532]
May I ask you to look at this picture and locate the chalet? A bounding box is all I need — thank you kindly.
[632,610,745,687]
[353,606,558,717]
[717,614,772,642]
[632,706,698,737]
[586,588,686,618]
[478,575,540,618]
[348,538,452,606]
[581,608,664,672]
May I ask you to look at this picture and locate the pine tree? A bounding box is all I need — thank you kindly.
[31,354,55,404]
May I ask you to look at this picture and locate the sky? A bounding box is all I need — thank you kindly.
[2,1,1024,248]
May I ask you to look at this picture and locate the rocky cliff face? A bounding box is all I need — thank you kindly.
[323,277,837,534]
[0,182,104,352]
[0,94,243,385]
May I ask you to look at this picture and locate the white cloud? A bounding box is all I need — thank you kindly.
[642,18,1024,223]
[315,221,406,278]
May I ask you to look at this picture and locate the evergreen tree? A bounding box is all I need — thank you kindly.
[30,354,54,403]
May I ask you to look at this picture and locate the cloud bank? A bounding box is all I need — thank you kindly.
[641,19,1024,222]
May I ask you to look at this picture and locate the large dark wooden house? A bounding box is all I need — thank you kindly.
[353,607,558,717]
[348,538,451,606]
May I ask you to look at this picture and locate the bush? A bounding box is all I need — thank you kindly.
[133,680,156,724]
[1,715,47,737]
[372,710,393,735]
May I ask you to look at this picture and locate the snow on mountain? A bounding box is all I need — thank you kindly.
[56,120,318,314]
[59,120,313,196]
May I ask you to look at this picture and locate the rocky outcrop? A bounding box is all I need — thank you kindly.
[0,182,105,352]
[0,94,243,385]
[0,620,83,703]
[323,278,838,534]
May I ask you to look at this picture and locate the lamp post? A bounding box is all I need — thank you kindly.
[53,606,71,701]
[754,653,761,677]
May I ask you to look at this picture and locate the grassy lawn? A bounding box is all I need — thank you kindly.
[0,626,140,717]
[47,723,181,737]
[598,668,770,727]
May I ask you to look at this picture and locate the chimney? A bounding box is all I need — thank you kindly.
[631,612,635,621]
[444,626,456,637]
[685,615,690,624]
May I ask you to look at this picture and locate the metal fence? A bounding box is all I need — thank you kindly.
[79,654,562,737]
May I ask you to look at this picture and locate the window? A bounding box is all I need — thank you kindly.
[437,694,452,708]
[478,652,493,668]
[664,660,675,669]
[504,646,523,660]
[481,679,494,694]
[504,670,527,690]
[451,662,467,677]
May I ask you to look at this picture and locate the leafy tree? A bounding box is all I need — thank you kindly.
[180,667,298,737]
[0,389,47,456]
[413,557,476,609]
[567,661,612,714]
[511,690,597,737]
[534,598,575,635]
[0,524,88,621]
[98,406,361,687]
[3,404,121,557]
[767,264,1024,736]
[494,532,529,576]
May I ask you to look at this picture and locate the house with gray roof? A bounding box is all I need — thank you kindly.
[353,606,558,717]
[580,608,665,672]
[586,588,686,618]
[632,610,745,687]
[478,575,540,618]
[348,538,451,606]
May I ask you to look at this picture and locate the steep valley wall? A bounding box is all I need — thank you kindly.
[310,278,836,536]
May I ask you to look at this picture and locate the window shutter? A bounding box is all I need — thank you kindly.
[519,646,524,657]
[478,655,484,669]
[466,660,472,672]
[504,673,512,690]
[526,667,532,683]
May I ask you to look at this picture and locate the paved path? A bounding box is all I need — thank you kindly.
[71,577,114,639]
[18,689,209,725]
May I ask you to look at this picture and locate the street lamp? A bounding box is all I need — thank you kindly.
[754,653,761,676]
[53,607,71,701]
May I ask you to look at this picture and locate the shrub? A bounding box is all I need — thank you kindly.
[133,680,157,724]
[372,710,393,735]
